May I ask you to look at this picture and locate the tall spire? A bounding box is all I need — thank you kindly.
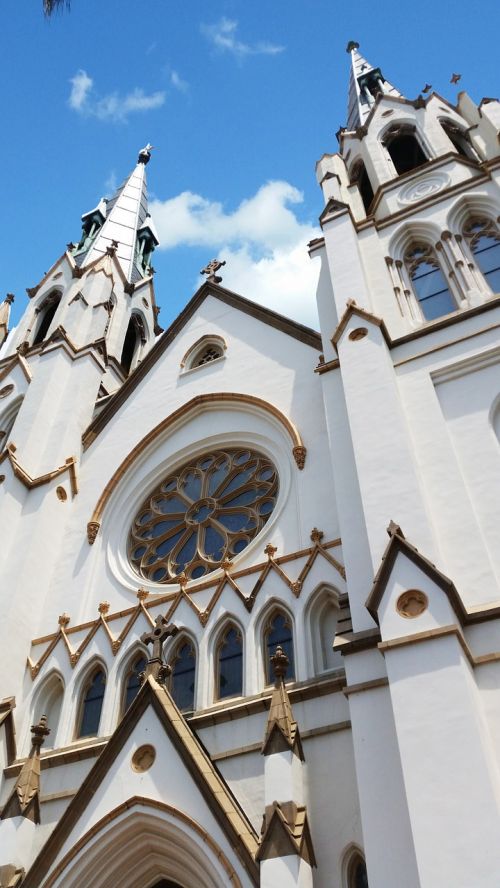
[74,145,159,284]
[346,41,402,131]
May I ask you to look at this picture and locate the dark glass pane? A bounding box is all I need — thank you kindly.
[170,643,196,711]
[224,489,258,506]
[155,529,185,555]
[418,290,456,321]
[124,657,146,711]
[233,538,248,554]
[411,263,455,320]
[219,468,256,496]
[218,627,243,698]
[181,471,202,501]
[79,670,106,737]
[485,267,500,294]
[204,526,224,559]
[33,300,60,345]
[217,512,250,531]
[473,238,500,275]
[266,614,295,681]
[156,496,186,514]
[152,523,183,542]
[208,459,230,495]
[387,134,427,175]
[354,860,369,888]
[176,532,196,570]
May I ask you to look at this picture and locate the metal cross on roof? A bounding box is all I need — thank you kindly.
[200,258,226,284]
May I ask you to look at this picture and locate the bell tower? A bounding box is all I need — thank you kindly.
[0,148,162,695]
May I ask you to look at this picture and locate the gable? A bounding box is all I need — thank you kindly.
[23,679,259,888]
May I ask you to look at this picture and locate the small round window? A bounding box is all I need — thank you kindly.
[128,448,278,583]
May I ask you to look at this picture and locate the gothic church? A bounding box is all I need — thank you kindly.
[0,43,499,888]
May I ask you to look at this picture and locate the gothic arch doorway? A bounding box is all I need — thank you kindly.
[39,799,245,888]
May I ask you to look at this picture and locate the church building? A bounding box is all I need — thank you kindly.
[0,42,500,888]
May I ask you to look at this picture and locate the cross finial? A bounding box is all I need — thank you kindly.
[140,615,178,682]
[138,143,155,165]
[30,714,51,750]
[346,40,360,53]
[200,258,226,284]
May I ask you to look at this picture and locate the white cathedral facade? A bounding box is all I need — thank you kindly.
[0,43,499,888]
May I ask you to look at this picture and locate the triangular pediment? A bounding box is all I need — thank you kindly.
[82,280,321,447]
[365,524,468,636]
[23,678,259,888]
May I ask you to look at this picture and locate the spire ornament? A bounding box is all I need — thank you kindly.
[200,258,226,284]
[138,143,155,165]
[0,715,50,824]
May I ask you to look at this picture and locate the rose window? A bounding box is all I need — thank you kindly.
[128,448,278,583]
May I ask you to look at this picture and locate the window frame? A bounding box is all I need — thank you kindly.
[121,651,147,717]
[462,217,500,296]
[404,242,457,322]
[262,607,295,686]
[214,621,244,701]
[75,665,107,740]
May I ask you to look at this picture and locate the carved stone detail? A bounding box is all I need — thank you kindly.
[293,445,307,470]
[87,521,100,545]
[396,589,428,619]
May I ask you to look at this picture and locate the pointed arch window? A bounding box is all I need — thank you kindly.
[76,668,106,738]
[404,244,455,321]
[122,653,147,714]
[121,314,146,375]
[168,638,196,712]
[33,673,64,749]
[264,610,295,684]
[383,125,427,176]
[463,219,500,295]
[347,853,369,888]
[441,120,478,161]
[216,624,243,700]
[350,160,374,214]
[33,293,61,346]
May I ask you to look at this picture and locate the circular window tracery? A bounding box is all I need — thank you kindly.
[128,448,279,583]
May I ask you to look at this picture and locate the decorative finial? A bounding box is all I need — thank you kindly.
[346,40,360,53]
[422,83,432,94]
[138,143,155,165]
[271,644,289,682]
[30,714,51,749]
[200,258,226,284]
[5,294,14,305]
[450,73,462,85]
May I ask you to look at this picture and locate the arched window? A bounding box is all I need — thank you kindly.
[350,160,374,214]
[347,853,369,888]
[308,591,341,674]
[120,315,145,375]
[0,397,22,455]
[76,668,106,738]
[463,219,500,295]
[33,294,61,346]
[404,244,456,320]
[33,673,64,749]
[383,125,427,176]
[216,624,243,700]
[181,335,227,372]
[122,653,147,714]
[168,638,196,712]
[441,120,477,161]
[263,610,295,684]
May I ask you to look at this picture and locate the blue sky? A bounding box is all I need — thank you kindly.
[2,0,499,330]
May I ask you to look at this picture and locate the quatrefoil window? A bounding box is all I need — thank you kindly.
[128,448,278,583]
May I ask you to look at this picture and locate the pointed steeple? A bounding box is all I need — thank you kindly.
[74,145,159,284]
[346,41,402,130]
[0,294,14,348]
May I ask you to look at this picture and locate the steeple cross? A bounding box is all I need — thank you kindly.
[200,258,226,284]
[141,615,178,661]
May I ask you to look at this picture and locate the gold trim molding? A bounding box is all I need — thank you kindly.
[0,444,78,496]
[86,391,306,544]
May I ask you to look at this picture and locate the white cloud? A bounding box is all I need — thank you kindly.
[150,181,319,326]
[201,18,285,60]
[170,70,189,92]
[68,70,165,122]
[69,69,93,111]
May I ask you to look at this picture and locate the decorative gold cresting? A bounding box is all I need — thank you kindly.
[86,392,306,544]
[0,445,78,496]
[28,533,345,680]
[1,715,50,824]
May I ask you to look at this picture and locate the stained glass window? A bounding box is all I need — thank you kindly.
[169,640,196,711]
[464,219,500,295]
[264,611,295,683]
[77,669,106,738]
[129,449,278,582]
[217,625,243,699]
[123,654,146,713]
[405,244,455,320]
